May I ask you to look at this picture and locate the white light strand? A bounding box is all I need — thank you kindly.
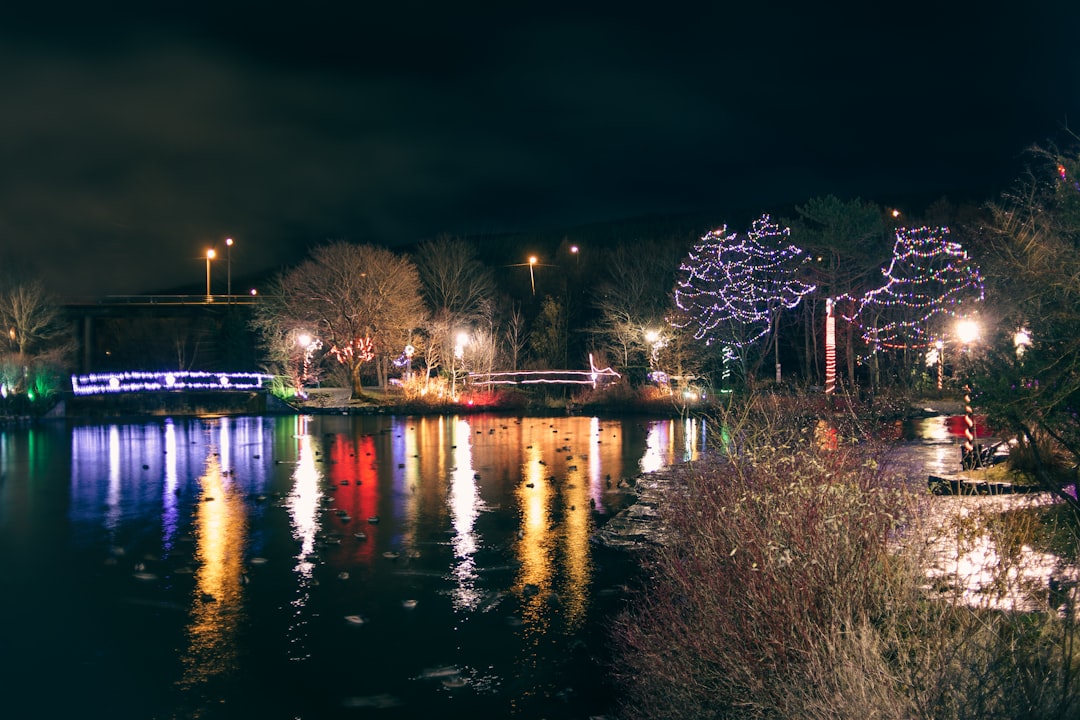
[673,214,816,347]
[843,226,984,350]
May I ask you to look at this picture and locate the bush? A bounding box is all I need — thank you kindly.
[610,395,1080,720]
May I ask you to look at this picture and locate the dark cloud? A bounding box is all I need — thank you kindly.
[0,3,1078,299]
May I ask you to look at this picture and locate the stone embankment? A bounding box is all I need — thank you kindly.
[593,461,701,550]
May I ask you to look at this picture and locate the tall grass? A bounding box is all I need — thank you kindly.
[610,396,1080,720]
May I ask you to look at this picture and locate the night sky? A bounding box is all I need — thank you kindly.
[3,2,1079,301]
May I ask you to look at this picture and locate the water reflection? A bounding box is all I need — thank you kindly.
[516,440,554,637]
[178,429,247,692]
[450,418,481,610]
[287,416,322,660]
[31,413,709,717]
[640,417,704,474]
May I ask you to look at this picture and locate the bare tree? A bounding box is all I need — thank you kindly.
[590,239,682,373]
[0,279,65,356]
[252,242,426,399]
[502,302,527,371]
[413,235,496,321]
[412,235,497,383]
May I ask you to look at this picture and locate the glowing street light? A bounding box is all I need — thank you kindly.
[1014,328,1031,358]
[570,245,579,265]
[205,248,216,300]
[528,256,537,295]
[225,237,234,300]
[955,318,980,346]
[295,332,321,396]
[644,329,664,369]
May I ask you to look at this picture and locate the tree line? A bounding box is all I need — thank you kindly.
[4,137,1080,421]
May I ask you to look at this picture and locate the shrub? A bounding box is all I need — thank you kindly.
[610,394,1080,720]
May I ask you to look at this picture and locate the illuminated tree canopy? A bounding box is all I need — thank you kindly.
[845,226,983,351]
[252,242,426,399]
[673,214,816,349]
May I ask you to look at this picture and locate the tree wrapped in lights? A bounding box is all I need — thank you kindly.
[673,215,815,382]
[846,226,983,353]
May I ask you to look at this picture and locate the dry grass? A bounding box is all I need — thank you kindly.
[610,397,1080,720]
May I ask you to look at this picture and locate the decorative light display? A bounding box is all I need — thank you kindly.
[329,336,375,365]
[825,298,836,395]
[844,226,983,351]
[673,214,816,348]
[1057,163,1080,193]
[469,354,620,387]
[71,371,272,395]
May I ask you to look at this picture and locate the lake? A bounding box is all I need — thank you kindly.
[0,412,707,719]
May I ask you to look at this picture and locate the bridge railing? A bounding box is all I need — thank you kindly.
[468,355,620,387]
[71,371,272,395]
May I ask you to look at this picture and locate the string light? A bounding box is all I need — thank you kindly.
[329,336,375,365]
[71,371,272,395]
[844,226,983,350]
[469,355,620,387]
[673,214,816,348]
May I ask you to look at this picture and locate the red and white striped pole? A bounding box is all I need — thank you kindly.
[963,384,976,468]
[825,298,836,395]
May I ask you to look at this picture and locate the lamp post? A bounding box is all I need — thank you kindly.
[225,237,233,301]
[528,256,537,296]
[644,329,663,369]
[935,339,945,391]
[205,248,216,301]
[955,318,981,469]
[570,245,579,265]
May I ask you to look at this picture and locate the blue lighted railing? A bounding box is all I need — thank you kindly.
[71,371,272,395]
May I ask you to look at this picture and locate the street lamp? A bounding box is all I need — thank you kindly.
[452,332,468,400]
[644,329,663,369]
[225,237,233,300]
[955,318,980,346]
[205,248,216,300]
[528,256,537,295]
[954,318,981,469]
[570,245,579,265]
[1014,328,1031,358]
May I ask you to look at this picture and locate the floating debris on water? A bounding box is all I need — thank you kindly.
[340,694,402,709]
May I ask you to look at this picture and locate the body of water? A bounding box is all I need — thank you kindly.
[0,413,706,719]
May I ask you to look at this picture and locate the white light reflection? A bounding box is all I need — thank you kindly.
[106,425,121,532]
[923,495,1077,612]
[286,415,322,661]
[639,419,702,476]
[449,418,483,610]
[683,417,698,462]
[218,416,232,476]
[288,418,322,582]
[639,421,667,475]
[162,420,178,550]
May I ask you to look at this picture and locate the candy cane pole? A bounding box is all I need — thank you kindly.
[825,298,836,395]
[963,384,977,468]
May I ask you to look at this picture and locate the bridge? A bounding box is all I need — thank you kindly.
[71,370,272,395]
[467,354,620,387]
